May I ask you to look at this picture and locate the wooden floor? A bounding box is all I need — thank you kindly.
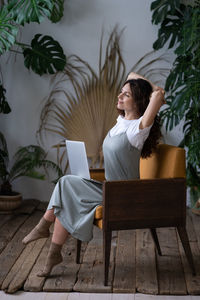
[1,291,200,300]
[0,200,200,295]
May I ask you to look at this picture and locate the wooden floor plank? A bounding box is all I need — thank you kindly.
[178,239,200,295]
[2,238,47,294]
[1,241,35,292]
[24,238,51,292]
[0,199,39,254]
[178,211,200,295]
[36,201,48,212]
[156,227,187,295]
[0,205,199,295]
[136,229,158,295]
[113,230,136,293]
[0,215,12,228]
[43,236,81,292]
[190,210,200,249]
[73,227,115,293]
[186,210,197,242]
[0,214,28,254]
[14,199,40,215]
[0,210,43,288]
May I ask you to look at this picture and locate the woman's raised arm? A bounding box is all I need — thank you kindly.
[127,72,166,129]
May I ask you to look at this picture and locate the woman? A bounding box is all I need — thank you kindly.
[22,72,165,277]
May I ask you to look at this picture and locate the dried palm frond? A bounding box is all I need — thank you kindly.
[129,50,171,87]
[38,27,126,168]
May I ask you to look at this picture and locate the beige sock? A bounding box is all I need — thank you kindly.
[22,217,52,245]
[37,242,63,277]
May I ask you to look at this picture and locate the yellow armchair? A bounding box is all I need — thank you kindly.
[76,144,195,285]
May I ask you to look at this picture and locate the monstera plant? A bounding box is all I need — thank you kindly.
[151,0,200,213]
[0,0,66,113]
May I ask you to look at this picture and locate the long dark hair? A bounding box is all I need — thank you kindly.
[118,78,161,158]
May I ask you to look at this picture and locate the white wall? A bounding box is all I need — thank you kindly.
[0,0,181,202]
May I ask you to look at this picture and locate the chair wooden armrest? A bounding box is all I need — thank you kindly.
[102,178,186,231]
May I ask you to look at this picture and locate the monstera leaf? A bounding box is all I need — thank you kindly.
[23,34,66,75]
[0,6,18,54]
[50,0,64,23]
[7,0,53,25]
[151,0,181,25]
[0,83,11,114]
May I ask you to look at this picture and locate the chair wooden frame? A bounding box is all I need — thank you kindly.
[75,146,196,286]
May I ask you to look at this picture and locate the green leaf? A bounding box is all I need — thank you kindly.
[19,170,45,180]
[0,6,18,54]
[153,30,170,50]
[9,144,63,182]
[0,83,11,114]
[187,163,200,188]
[0,99,11,114]
[153,13,184,50]
[23,34,66,75]
[0,131,9,180]
[175,6,200,55]
[49,0,64,23]
[151,0,181,25]
[0,131,9,160]
[7,0,53,25]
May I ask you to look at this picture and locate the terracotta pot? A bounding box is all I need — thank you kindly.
[0,193,22,213]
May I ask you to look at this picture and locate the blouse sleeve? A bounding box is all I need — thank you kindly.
[126,116,152,150]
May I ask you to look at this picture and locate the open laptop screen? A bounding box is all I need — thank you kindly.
[65,140,91,179]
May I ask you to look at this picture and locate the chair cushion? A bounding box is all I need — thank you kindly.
[90,168,104,224]
[94,218,103,229]
[140,144,186,179]
[95,205,103,219]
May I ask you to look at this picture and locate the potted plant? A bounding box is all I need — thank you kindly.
[151,0,200,214]
[0,131,63,212]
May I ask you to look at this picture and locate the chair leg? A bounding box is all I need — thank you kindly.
[150,228,162,256]
[103,230,112,286]
[177,226,196,275]
[76,239,82,264]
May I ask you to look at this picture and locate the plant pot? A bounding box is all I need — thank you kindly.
[0,192,22,213]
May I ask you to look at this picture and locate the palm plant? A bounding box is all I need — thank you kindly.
[151,0,200,209]
[0,131,63,195]
[0,0,66,113]
[38,27,170,171]
[38,28,126,168]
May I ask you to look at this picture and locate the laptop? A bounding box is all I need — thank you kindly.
[65,140,91,179]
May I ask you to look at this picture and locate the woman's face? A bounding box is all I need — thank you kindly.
[117,83,135,113]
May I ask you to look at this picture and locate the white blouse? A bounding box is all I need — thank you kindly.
[110,115,152,150]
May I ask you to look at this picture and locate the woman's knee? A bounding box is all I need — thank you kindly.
[58,174,81,185]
